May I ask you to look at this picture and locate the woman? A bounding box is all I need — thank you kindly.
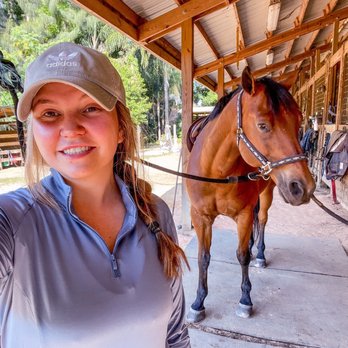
[0,42,190,348]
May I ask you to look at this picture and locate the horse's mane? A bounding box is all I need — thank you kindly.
[206,86,241,122]
[206,77,299,122]
[259,77,300,115]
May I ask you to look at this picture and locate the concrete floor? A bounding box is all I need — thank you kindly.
[183,230,348,348]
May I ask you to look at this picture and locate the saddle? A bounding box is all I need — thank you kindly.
[186,116,209,152]
[325,130,348,180]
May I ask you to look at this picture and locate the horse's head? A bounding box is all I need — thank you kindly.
[238,67,315,206]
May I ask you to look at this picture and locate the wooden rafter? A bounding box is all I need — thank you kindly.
[72,0,217,91]
[73,0,138,40]
[232,2,245,50]
[138,0,238,43]
[295,0,339,70]
[174,0,233,83]
[279,0,310,75]
[194,6,348,78]
[102,0,143,26]
[232,1,248,73]
[224,43,331,89]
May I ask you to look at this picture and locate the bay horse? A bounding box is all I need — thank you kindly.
[185,67,315,321]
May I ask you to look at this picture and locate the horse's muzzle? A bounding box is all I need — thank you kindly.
[279,178,315,206]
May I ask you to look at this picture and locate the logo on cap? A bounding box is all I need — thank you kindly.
[46,51,79,68]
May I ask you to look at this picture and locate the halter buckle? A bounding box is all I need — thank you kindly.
[260,162,273,176]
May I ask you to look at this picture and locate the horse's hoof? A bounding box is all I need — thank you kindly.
[235,303,252,318]
[255,258,266,268]
[186,307,206,323]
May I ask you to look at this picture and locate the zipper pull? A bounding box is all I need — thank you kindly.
[111,254,121,278]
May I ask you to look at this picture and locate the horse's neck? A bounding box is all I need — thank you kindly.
[193,105,246,176]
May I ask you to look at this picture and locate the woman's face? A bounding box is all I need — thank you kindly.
[31,82,124,184]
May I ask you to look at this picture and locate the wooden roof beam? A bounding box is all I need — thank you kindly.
[73,0,139,40]
[194,5,348,78]
[138,0,238,43]
[295,0,338,70]
[174,0,234,81]
[224,44,330,88]
[280,0,310,75]
[102,0,144,26]
[232,1,249,73]
[73,0,216,90]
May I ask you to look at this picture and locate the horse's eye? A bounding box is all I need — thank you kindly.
[257,123,270,132]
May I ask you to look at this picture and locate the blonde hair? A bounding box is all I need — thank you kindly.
[24,101,189,278]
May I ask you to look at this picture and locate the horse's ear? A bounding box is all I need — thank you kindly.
[277,70,299,90]
[241,66,255,95]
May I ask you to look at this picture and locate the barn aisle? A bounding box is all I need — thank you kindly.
[183,230,348,348]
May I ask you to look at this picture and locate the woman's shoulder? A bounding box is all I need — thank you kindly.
[151,194,178,241]
[0,187,35,216]
[151,194,171,214]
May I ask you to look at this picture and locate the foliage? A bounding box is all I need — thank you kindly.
[1,0,23,26]
[0,90,13,106]
[112,54,151,125]
[194,81,217,106]
[0,0,218,144]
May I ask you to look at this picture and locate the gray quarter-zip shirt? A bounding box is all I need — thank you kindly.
[0,169,190,348]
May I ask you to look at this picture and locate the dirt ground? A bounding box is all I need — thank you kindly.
[1,151,348,254]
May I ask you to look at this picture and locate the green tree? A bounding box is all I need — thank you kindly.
[1,0,23,25]
[194,81,217,106]
[112,54,151,125]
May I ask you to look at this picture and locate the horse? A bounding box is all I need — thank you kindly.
[185,67,315,321]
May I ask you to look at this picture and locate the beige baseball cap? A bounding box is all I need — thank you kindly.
[17,42,126,121]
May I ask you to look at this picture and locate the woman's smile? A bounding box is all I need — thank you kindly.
[59,146,95,156]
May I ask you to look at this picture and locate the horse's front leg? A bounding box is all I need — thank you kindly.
[187,208,214,323]
[236,208,253,318]
[254,181,275,268]
[249,199,260,257]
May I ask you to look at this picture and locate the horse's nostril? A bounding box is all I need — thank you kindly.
[289,180,304,198]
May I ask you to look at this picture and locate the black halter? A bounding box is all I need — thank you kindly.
[236,90,307,180]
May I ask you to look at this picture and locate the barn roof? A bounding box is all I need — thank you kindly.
[72,0,348,92]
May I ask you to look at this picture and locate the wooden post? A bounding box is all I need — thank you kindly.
[336,53,346,128]
[181,18,194,231]
[305,88,311,127]
[315,49,321,72]
[323,64,333,125]
[217,65,224,99]
[332,20,339,54]
[310,55,316,78]
[310,85,315,118]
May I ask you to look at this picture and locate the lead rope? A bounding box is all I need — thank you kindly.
[311,194,348,225]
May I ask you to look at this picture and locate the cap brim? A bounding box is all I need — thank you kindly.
[17,78,117,121]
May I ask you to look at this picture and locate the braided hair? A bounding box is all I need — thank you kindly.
[114,102,189,278]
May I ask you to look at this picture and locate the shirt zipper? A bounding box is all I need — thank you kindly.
[111,254,121,278]
[67,193,121,278]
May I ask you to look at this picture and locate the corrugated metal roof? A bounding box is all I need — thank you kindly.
[123,0,177,20]
[238,0,269,46]
[74,0,348,90]
[198,6,237,57]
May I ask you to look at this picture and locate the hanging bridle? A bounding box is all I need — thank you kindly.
[236,90,308,180]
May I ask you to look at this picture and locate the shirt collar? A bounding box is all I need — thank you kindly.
[41,169,138,234]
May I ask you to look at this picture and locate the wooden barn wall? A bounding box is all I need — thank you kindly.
[295,38,348,210]
[335,52,348,209]
[314,75,325,124]
[341,54,348,126]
